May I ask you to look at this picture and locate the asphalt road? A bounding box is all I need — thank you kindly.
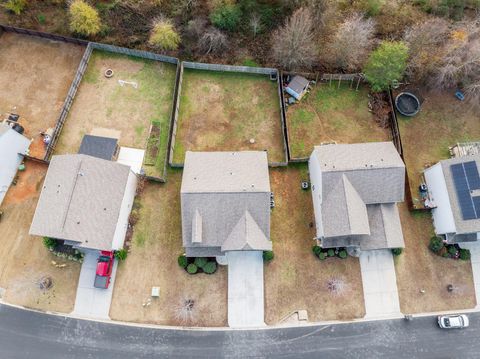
[0,304,478,359]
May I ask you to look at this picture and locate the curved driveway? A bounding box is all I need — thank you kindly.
[0,304,479,359]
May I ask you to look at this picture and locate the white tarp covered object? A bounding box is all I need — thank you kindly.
[117,147,145,175]
[0,124,30,206]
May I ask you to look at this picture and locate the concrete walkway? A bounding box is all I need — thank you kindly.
[461,241,480,308]
[226,251,265,328]
[359,249,401,318]
[72,250,118,319]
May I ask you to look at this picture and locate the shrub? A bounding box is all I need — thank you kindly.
[3,0,26,15]
[263,250,274,262]
[327,249,335,257]
[37,14,46,24]
[429,236,444,253]
[210,4,242,32]
[392,248,403,256]
[178,254,188,268]
[194,257,208,269]
[148,18,181,51]
[447,245,458,256]
[312,245,322,256]
[186,263,198,274]
[203,261,217,274]
[318,252,326,260]
[363,41,409,92]
[43,237,57,250]
[338,250,347,259]
[459,248,471,261]
[69,0,101,37]
[114,248,127,261]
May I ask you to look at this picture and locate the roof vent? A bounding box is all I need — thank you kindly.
[78,172,84,176]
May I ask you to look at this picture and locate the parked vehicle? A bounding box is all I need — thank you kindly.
[438,314,469,329]
[94,251,114,289]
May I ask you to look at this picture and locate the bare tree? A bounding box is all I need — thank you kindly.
[198,27,229,55]
[174,297,196,325]
[249,13,262,39]
[326,278,346,296]
[326,13,375,71]
[185,17,207,40]
[403,18,450,82]
[271,7,316,70]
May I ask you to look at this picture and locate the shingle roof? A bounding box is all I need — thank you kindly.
[181,152,271,256]
[78,135,118,160]
[29,154,131,250]
[287,76,309,95]
[439,155,480,234]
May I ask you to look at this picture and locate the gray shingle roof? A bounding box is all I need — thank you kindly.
[181,152,271,256]
[439,154,480,234]
[78,135,118,160]
[29,154,131,250]
[287,76,309,95]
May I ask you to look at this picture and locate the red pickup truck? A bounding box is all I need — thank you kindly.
[94,251,114,289]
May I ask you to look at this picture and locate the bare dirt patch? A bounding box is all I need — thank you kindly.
[264,165,365,324]
[0,160,81,313]
[286,83,390,159]
[395,202,476,313]
[55,50,176,177]
[397,90,480,207]
[173,69,285,164]
[110,170,227,327]
[0,32,84,159]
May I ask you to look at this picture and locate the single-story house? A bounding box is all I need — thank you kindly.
[309,142,406,251]
[30,154,137,251]
[285,75,310,100]
[424,154,480,243]
[181,151,272,258]
[78,134,119,161]
[0,123,30,206]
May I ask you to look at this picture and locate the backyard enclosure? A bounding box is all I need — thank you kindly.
[285,80,391,160]
[171,63,287,165]
[0,32,84,159]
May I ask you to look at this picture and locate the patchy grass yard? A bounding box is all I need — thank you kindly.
[265,164,365,324]
[173,69,285,164]
[0,32,84,159]
[0,160,81,313]
[395,202,476,313]
[55,50,176,178]
[398,90,480,207]
[110,170,228,327]
[286,83,390,159]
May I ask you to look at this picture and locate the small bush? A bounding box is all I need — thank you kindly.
[327,249,335,257]
[3,0,27,15]
[194,257,208,268]
[43,237,57,249]
[148,18,181,51]
[37,14,46,24]
[263,250,274,261]
[114,248,128,261]
[447,245,458,256]
[338,250,347,259]
[210,4,242,32]
[178,254,188,268]
[459,248,471,261]
[203,261,217,274]
[318,252,327,260]
[429,236,444,253]
[69,0,101,37]
[392,248,403,256]
[312,245,322,256]
[186,263,198,274]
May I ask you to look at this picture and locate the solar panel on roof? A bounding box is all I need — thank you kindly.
[451,163,478,220]
[473,196,480,217]
[464,161,480,190]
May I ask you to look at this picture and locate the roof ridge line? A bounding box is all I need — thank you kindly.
[60,158,83,232]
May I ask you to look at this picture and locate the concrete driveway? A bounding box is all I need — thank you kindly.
[226,251,265,328]
[72,250,118,319]
[360,249,401,318]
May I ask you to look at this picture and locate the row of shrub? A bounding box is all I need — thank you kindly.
[429,236,470,260]
[312,246,348,260]
[178,255,217,275]
[44,237,85,263]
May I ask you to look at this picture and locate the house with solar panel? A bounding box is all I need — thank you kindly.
[424,154,480,243]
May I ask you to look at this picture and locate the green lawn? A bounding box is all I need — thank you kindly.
[172,69,285,164]
[286,83,390,159]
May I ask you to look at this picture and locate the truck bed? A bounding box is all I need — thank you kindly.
[94,275,109,289]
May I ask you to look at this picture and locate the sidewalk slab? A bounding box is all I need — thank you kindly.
[460,241,480,308]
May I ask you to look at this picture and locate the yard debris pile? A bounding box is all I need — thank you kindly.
[368,92,391,129]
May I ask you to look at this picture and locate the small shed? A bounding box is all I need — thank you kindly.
[286,76,310,100]
[78,134,118,161]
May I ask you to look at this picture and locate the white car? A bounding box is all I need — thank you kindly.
[438,314,469,329]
